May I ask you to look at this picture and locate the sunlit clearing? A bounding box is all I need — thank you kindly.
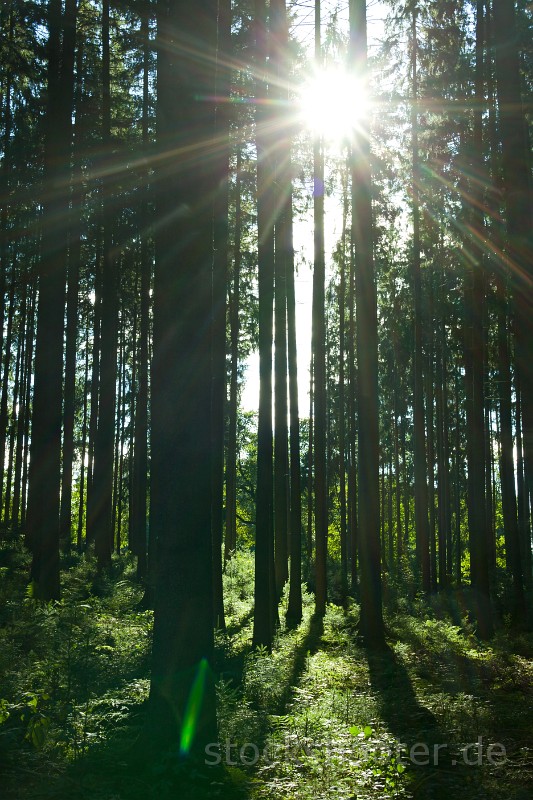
[179,657,209,756]
[298,67,368,144]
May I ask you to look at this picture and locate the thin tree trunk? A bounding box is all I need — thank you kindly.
[273,179,289,599]
[435,304,447,589]
[27,0,76,599]
[128,294,137,555]
[131,4,151,582]
[253,0,276,650]
[496,275,524,617]
[338,173,348,597]
[85,236,102,546]
[307,355,314,573]
[112,312,125,554]
[225,146,242,563]
[286,182,303,624]
[4,287,25,524]
[89,0,117,571]
[410,7,431,594]
[0,277,15,520]
[77,314,90,550]
[13,285,35,527]
[516,370,532,598]
[348,203,358,592]
[0,3,13,477]
[312,0,327,616]
[426,273,436,592]
[454,372,462,585]
[59,2,82,553]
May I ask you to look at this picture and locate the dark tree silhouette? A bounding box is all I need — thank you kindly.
[349,0,384,647]
[147,0,219,753]
[27,0,77,600]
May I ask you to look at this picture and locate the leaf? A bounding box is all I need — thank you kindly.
[397,763,406,773]
[0,699,10,725]
[364,726,372,739]
[27,716,50,749]
[349,725,361,736]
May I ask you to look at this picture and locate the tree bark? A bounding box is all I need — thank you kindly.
[312,0,327,617]
[253,0,276,650]
[349,0,384,647]
[211,0,231,632]
[147,0,219,754]
[492,0,533,572]
[410,7,431,594]
[89,0,118,572]
[27,0,76,599]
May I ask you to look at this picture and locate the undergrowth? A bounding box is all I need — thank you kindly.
[0,542,532,800]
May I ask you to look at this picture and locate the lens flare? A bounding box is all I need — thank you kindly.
[298,66,368,143]
[179,657,209,756]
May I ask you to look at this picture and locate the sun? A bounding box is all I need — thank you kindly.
[298,66,368,144]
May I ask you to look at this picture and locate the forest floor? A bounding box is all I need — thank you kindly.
[1,542,532,800]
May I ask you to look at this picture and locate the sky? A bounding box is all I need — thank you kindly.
[239,0,389,414]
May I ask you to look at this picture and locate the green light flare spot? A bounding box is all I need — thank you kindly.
[179,657,209,756]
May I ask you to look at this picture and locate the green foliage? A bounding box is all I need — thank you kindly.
[2,539,533,800]
[0,549,151,775]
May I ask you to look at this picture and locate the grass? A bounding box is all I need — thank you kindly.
[0,542,532,799]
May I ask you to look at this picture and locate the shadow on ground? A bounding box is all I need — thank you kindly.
[2,706,253,800]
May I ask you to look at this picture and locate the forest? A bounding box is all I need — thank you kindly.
[0,0,532,798]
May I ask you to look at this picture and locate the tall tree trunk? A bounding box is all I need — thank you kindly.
[273,186,289,599]
[253,0,276,649]
[59,0,81,553]
[463,0,493,637]
[147,0,218,754]
[425,289,436,592]
[435,311,448,589]
[492,0,533,568]
[20,283,36,531]
[77,314,90,550]
[12,285,35,527]
[350,0,384,647]
[89,0,117,572]
[496,275,525,617]
[338,174,349,597]
[286,182,303,625]
[27,0,76,600]
[4,287,25,524]
[312,0,327,616]
[85,236,102,546]
[267,0,301,624]
[131,5,151,582]
[348,204,358,592]
[271,0,290,601]
[307,356,314,574]
[516,372,532,598]
[0,9,13,501]
[454,372,463,585]
[211,0,231,632]
[114,314,126,552]
[225,146,243,563]
[0,277,15,520]
[410,7,431,594]
[393,371,402,564]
